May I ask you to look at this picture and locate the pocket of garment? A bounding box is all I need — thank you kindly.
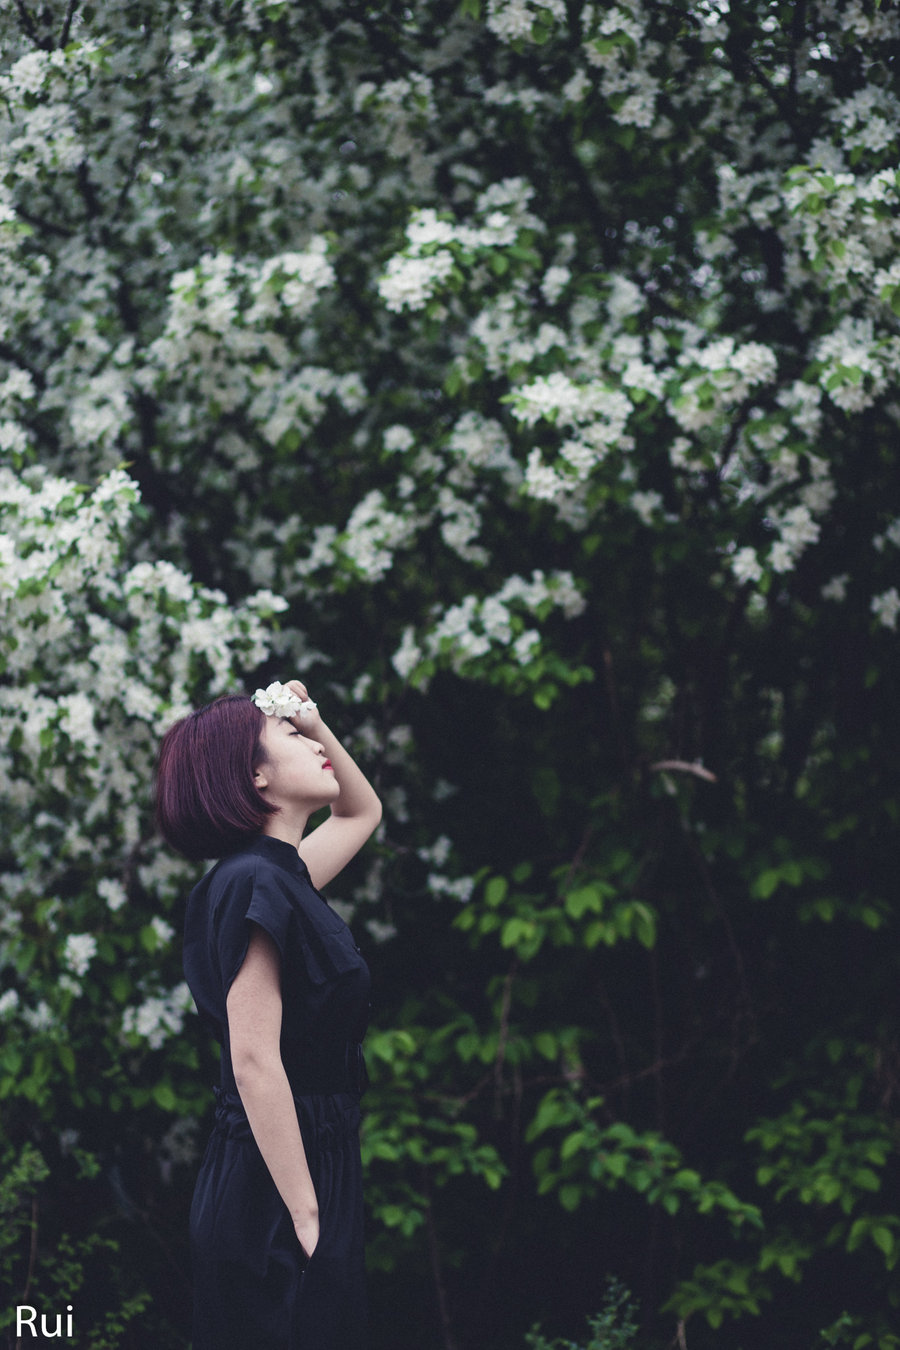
[303,929,365,984]
[298,1238,323,1288]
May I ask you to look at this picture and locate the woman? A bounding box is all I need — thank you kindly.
[156,679,382,1350]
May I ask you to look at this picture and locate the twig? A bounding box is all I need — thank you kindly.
[12,205,73,238]
[59,0,79,47]
[599,1040,694,1100]
[666,1318,689,1350]
[493,958,517,1118]
[682,830,756,1048]
[558,819,596,895]
[14,0,44,49]
[422,1170,459,1350]
[649,945,666,1131]
[650,759,718,784]
[16,1195,40,1350]
[596,980,631,1105]
[602,646,631,781]
[111,96,157,226]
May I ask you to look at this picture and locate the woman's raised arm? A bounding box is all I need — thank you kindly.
[286,681,382,890]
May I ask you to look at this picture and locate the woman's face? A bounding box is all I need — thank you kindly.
[253,716,340,819]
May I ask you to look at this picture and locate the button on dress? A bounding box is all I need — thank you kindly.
[182,835,371,1349]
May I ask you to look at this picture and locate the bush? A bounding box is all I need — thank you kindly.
[526,1279,640,1350]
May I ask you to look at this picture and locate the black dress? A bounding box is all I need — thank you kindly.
[182,834,370,1350]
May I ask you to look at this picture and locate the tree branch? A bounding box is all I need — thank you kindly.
[650,759,718,783]
[421,1168,459,1350]
[493,957,517,1118]
[14,0,48,50]
[558,819,597,895]
[59,0,79,48]
[603,644,631,782]
[13,205,73,238]
[17,1195,40,1350]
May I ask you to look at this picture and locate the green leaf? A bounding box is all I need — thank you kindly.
[485,876,508,908]
[564,884,605,919]
[152,1083,177,1111]
[560,1130,587,1161]
[559,1183,582,1211]
[534,1031,558,1061]
[752,869,781,899]
[632,902,657,948]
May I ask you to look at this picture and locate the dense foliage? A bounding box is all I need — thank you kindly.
[1,1,899,1346]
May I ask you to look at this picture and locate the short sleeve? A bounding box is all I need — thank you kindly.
[211,859,295,1001]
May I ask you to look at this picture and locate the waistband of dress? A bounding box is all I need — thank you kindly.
[213,1040,368,1132]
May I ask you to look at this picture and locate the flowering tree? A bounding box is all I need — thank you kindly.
[2,1,900,1347]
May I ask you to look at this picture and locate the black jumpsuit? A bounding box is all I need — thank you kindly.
[182,834,370,1349]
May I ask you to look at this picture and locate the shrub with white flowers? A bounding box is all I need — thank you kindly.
[2,0,900,1346]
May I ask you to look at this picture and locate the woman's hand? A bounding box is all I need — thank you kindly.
[293,1212,320,1261]
[286,679,323,735]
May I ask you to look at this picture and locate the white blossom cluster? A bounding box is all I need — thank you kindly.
[378,179,542,313]
[122,983,194,1052]
[783,166,900,320]
[871,589,900,631]
[253,681,316,718]
[142,241,361,459]
[63,933,98,978]
[370,145,881,604]
[340,489,426,581]
[353,72,436,166]
[290,409,525,596]
[485,0,566,44]
[579,3,662,131]
[470,297,569,378]
[416,834,475,905]
[159,1116,200,1173]
[815,317,899,415]
[0,463,288,1050]
[514,372,634,504]
[379,247,458,314]
[0,42,99,179]
[393,570,586,683]
[446,412,521,483]
[669,339,778,434]
[706,97,900,615]
[0,467,139,676]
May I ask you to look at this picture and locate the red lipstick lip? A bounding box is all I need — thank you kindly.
[322,760,333,771]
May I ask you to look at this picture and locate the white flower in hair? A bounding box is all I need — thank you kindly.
[252,681,317,717]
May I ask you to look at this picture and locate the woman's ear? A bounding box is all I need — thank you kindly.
[254,767,269,790]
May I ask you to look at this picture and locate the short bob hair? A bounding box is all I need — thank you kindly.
[155,694,278,861]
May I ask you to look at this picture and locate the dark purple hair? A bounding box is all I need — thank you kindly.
[155,695,278,861]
